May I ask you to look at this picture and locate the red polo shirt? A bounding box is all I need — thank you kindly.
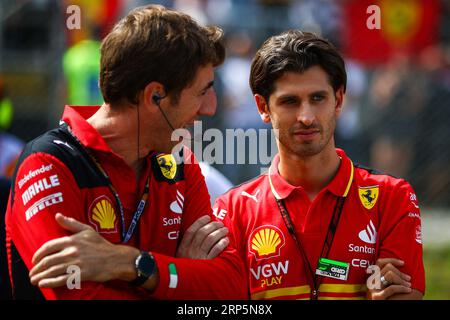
[6,105,247,300]
[213,149,425,299]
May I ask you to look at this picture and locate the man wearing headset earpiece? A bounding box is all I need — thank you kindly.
[5,5,246,300]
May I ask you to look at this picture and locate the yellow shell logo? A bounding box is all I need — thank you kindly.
[358,186,379,210]
[250,226,285,260]
[157,154,177,180]
[90,196,117,231]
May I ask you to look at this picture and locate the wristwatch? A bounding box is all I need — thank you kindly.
[131,251,156,286]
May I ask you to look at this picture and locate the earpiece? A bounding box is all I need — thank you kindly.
[152,92,161,105]
[151,91,176,131]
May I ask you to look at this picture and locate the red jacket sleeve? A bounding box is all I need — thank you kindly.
[377,180,425,294]
[148,150,247,300]
[6,152,149,299]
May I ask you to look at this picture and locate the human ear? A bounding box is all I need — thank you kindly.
[254,94,271,123]
[334,87,345,117]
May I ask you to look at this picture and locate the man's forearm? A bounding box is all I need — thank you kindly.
[111,245,140,282]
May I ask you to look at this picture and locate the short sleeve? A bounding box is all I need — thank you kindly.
[377,180,425,294]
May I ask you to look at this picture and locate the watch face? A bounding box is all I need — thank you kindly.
[138,252,155,278]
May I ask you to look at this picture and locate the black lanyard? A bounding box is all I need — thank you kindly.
[62,122,150,243]
[275,196,346,300]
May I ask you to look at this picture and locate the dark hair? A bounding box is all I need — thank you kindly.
[250,30,346,102]
[100,5,225,105]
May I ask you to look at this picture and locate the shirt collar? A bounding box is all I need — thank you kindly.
[268,148,354,200]
[328,148,354,198]
[267,154,299,200]
[61,105,112,153]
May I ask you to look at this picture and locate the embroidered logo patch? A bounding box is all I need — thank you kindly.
[157,154,177,180]
[89,196,117,233]
[358,186,379,210]
[249,225,285,260]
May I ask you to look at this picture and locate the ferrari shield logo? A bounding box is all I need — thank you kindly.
[358,186,379,210]
[157,154,177,180]
[381,0,420,45]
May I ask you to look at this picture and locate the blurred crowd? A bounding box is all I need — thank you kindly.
[0,0,449,206]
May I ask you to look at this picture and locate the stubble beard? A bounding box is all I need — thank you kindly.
[277,117,336,158]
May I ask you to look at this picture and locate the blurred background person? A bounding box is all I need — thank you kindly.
[0,77,24,179]
[63,0,123,106]
[63,38,102,105]
[217,31,272,183]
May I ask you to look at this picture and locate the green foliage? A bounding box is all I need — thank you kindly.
[424,245,450,300]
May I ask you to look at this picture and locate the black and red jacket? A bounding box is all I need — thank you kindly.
[5,105,247,300]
